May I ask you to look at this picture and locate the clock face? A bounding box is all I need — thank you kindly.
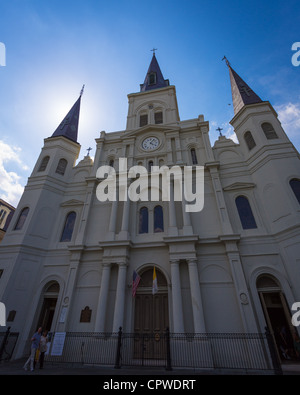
[142,137,159,151]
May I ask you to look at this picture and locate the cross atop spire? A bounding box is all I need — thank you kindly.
[151,48,158,55]
[216,127,223,136]
[222,56,230,67]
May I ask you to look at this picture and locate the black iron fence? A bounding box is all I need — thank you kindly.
[0,327,19,362]
[42,328,281,374]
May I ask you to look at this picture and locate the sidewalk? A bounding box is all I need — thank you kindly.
[0,358,298,375]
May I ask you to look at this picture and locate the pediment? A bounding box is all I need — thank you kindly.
[122,124,180,139]
[60,199,84,207]
[223,182,256,191]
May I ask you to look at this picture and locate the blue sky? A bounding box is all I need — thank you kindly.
[1,0,300,206]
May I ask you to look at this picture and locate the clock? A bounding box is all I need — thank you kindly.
[142,137,160,151]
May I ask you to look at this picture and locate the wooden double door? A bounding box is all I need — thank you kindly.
[134,292,169,359]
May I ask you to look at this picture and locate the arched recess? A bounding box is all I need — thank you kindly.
[256,273,298,362]
[133,266,169,359]
[36,281,60,332]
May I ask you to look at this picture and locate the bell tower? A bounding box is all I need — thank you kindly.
[126,52,180,131]
[225,58,291,156]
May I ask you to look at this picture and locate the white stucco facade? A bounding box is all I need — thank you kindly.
[0,57,299,361]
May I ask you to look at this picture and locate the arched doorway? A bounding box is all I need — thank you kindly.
[134,267,169,359]
[257,275,298,362]
[37,282,60,332]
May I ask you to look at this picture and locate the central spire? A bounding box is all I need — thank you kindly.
[140,52,169,92]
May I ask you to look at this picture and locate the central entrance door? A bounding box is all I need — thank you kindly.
[134,268,169,359]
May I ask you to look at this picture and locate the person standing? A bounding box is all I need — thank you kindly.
[38,330,48,369]
[23,327,42,371]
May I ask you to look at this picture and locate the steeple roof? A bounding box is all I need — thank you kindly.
[50,87,84,143]
[225,58,262,115]
[140,53,169,92]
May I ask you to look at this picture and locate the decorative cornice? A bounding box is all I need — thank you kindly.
[223,182,256,191]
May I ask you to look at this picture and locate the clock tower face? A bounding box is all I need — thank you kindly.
[142,136,160,151]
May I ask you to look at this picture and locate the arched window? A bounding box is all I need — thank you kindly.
[55,158,68,176]
[262,122,278,140]
[154,205,164,233]
[244,131,256,151]
[139,207,148,234]
[191,148,198,165]
[38,156,50,172]
[149,72,156,85]
[60,211,76,242]
[235,196,257,229]
[14,207,29,230]
[154,111,163,124]
[290,178,300,204]
[148,160,154,172]
[109,159,114,168]
[139,113,148,127]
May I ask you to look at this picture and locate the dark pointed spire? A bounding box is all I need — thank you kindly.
[140,52,169,92]
[50,86,84,143]
[223,57,262,115]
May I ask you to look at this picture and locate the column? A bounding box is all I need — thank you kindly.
[119,198,130,240]
[75,182,96,245]
[94,263,111,332]
[107,199,118,240]
[207,163,233,235]
[187,259,206,333]
[168,181,178,236]
[170,260,184,333]
[56,248,82,332]
[112,262,128,332]
[201,126,214,162]
[181,198,193,235]
[222,238,259,332]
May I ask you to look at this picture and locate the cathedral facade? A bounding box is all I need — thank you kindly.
[0,54,300,362]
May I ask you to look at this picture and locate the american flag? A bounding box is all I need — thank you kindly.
[132,270,141,297]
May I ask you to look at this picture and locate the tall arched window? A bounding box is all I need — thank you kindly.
[60,211,76,242]
[148,160,154,172]
[139,207,148,234]
[235,196,257,229]
[244,131,256,150]
[55,158,68,176]
[154,205,164,233]
[109,159,114,168]
[290,178,300,204]
[14,207,29,230]
[191,148,198,165]
[38,156,50,172]
[149,72,157,85]
[154,111,163,124]
[139,113,148,127]
[262,122,278,140]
